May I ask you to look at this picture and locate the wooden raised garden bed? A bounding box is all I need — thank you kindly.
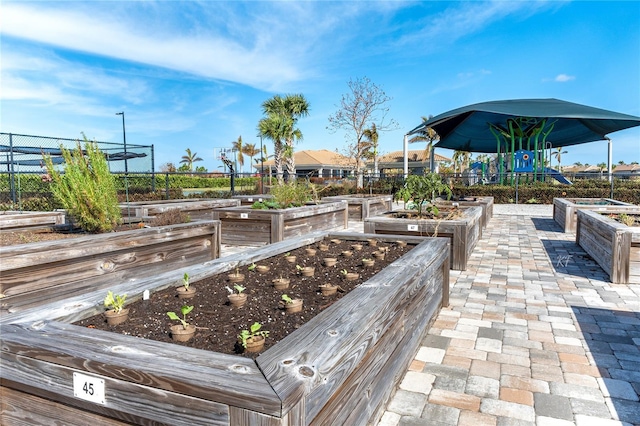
[232,194,274,205]
[363,205,482,270]
[0,210,66,231]
[0,220,221,315]
[213,201,348,245]
[553,197,636,233]
[0,231,450,425]
[439,196,494,230]
[119,199,240,222]
[321,194,393,221]
[576,208,640,284]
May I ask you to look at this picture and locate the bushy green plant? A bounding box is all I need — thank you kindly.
[43,138,121,232]
[258,181,313,209]
[395,173,452,217]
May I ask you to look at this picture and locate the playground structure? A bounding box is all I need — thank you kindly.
[407,99,640,187]
[467,147,572,186]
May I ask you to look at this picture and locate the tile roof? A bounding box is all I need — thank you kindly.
[257,149,352,168]
[376,150,452,164]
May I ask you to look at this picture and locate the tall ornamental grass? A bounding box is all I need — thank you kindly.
[44,139,121,233]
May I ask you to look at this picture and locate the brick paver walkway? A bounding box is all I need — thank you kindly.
[378,211,640,426]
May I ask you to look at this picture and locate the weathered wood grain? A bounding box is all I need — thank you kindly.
[576,208,640,284]
[0,211,66,231]
[553,198,636,233]
[213,201,348,245]
[363,206,481,270]
[0,221,221,315]
[321,195,393,221]
[256,238,449,423]
[1,384,139,426]
[1,321,280,419]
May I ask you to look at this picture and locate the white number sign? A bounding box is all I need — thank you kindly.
[73,372,106,404]
[407,224,419,231]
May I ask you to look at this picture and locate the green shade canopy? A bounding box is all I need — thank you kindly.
[408,98,640,153]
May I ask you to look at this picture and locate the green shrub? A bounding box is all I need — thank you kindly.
[44,139,121,232]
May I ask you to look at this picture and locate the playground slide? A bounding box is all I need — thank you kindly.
[545,167,572,185]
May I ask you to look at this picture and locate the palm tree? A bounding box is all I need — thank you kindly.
[452,150,471,174]
[408,116,439,171]
[362,124,379,176]
[232,136,244,173]
[258,114,287,184]
[551,147,568,170]
[180,148,203,172]
[260,94,310,182]
[242,143,260,174]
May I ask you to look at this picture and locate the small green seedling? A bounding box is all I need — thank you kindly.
[296,264,304,271]
[284,252,291,257]
[363,258,372,262]
[233,284,246,294]
[167,305,194,330]
[104,291,127,313]
[340,269,348,276]
[182,272,190,290]
[248,263,257,271]
[281,294,293,304]
[238,322,270,348]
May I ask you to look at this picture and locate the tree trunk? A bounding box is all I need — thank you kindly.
[285,142,296,183]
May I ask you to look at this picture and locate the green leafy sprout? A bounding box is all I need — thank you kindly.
[167,305,194,330]
[281,294,293,304]
[104,291,127,313]
[238,322,270,348]
[182,272,190,290]
[233,284,246,294]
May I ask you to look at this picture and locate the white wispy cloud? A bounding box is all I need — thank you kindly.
[1,3,304,92]
[555,73,576,82]
[397,1,561,50]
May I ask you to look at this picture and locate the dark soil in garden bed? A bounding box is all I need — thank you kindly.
[74,238,414,358]
[388,206,465,220]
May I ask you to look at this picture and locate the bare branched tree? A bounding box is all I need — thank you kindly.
[327,76,398,188]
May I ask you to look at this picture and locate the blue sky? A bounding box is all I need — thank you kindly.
[2,0,639,173]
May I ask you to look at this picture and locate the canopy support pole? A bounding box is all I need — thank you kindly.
[607,137,613,183]
[403,134,409,178]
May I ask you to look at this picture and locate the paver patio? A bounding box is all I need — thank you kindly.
[377,205,640,426]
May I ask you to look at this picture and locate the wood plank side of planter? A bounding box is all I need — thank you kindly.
[577,209,640,284]
[0,221,220,315]
[1,354,230,426]
[0,384,134,426]
[119,199,240,221]
[0,211,66,231]
[214,202,347,245]
[311,263,445,426]
[256,237,449,424]
[363,206,481,270]
[1,321,281,422]
[553,198,636,233]
[321,195,393,221]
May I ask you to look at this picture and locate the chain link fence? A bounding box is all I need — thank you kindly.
[1,132,154,203]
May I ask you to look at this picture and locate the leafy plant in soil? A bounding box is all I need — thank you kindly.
[74,238,413,358]
[395,173,452,218]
